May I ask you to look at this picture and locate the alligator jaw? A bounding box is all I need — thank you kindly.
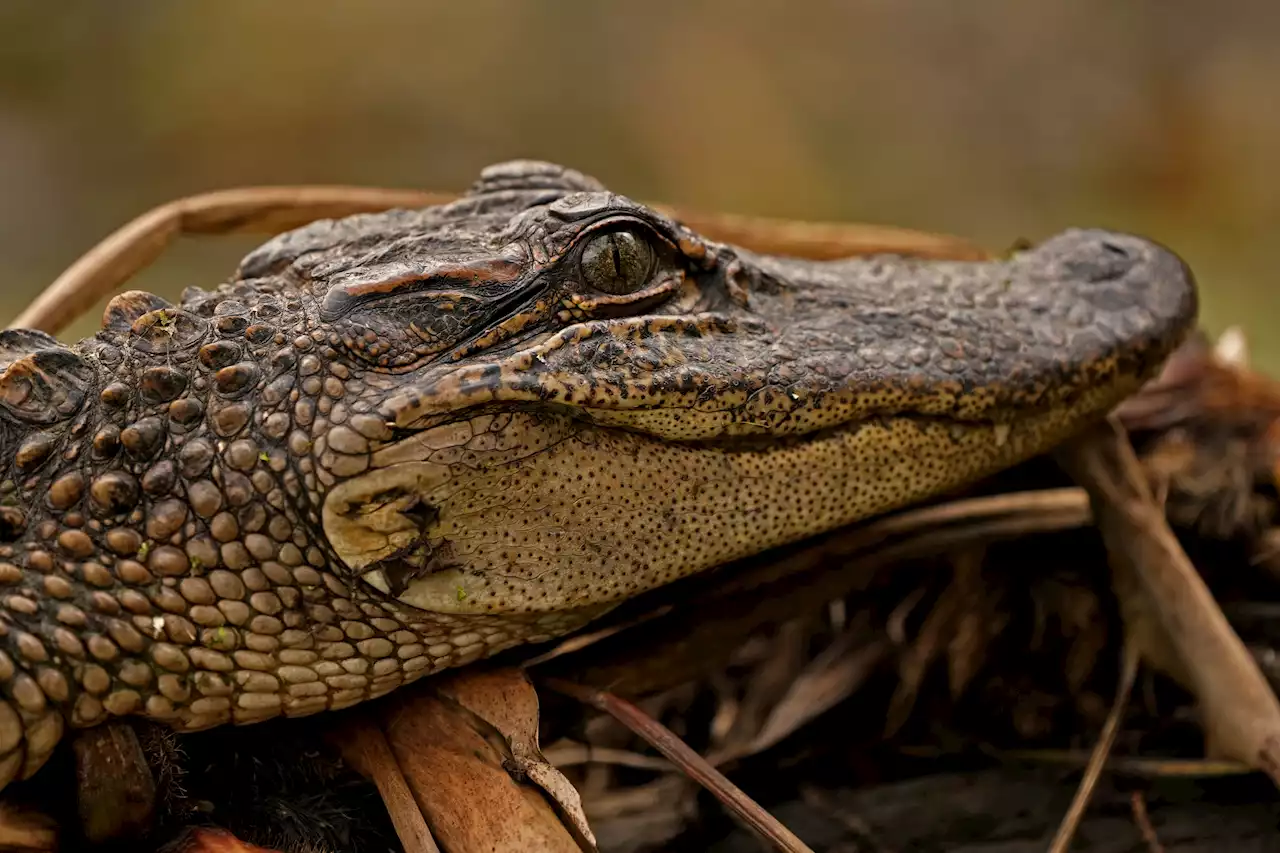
[335,227,1195,619]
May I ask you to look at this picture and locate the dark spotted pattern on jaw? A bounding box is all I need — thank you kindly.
[0,160,1197,791]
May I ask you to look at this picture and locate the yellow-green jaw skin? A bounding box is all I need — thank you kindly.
[328,381,1135,620]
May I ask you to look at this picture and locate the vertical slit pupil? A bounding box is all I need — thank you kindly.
[610,235,624,282]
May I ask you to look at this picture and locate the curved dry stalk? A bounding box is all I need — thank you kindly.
[328,715,442,853]
[1047,643,1140,853]
[13,185,987,336]
[1056,419,1280,786]
[657,209,989,263]
[543,678,817,853]
[12,186,454,335]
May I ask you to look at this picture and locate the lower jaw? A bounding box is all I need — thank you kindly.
[327,388,1131,621]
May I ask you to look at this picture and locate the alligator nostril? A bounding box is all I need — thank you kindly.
[1064,241,1136,284]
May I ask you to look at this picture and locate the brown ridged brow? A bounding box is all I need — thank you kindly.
[337,257,524,298]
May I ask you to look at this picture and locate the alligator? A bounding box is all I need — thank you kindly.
[0,160,1197,789]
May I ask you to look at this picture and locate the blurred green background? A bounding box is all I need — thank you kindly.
[1,1,1277,366]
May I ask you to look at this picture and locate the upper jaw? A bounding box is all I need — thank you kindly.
[373,228,1197,443]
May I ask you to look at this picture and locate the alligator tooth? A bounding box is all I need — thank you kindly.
[993,423,1011,447]
[362,569,392,595]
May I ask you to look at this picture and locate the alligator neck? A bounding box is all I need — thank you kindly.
[0,288,574,788]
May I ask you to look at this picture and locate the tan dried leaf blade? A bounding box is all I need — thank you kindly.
[333,667,595,853]
[433,668,597,850]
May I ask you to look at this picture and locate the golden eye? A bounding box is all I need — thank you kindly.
[578,230,656,295]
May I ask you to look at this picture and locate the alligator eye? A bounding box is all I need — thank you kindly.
[579,230,656,295]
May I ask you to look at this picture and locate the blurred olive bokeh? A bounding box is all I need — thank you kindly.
[2,1,1277,365]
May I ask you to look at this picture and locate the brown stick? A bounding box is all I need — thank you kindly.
[544,678,816,853]
[12,186,987,335]
[1055,419,1280,785]
[328,716,441,853]
[1047,643,1140,853]
[11,186,454,335]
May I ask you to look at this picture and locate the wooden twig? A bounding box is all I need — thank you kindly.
[12,186,454,335]
[1130,790,1166,853]
[13,186,986,336]
[543,678,817,853]
[328,715,441,853]
[1055,418,1280,786]
[1047,643,1140,853]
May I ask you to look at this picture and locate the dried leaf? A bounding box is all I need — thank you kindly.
[376,669,595,852]
[170,827,282,852]
[73,721,155,843]
[435,668,596,848]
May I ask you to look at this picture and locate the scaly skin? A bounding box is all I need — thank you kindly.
[0,161,1196,787]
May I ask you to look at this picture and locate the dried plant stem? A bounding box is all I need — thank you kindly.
[12,186,454,335]
[1056,419,1280,786]
[14,186,984,336]
[329,716,441,853]
[543,678,817,853]
[1046,643,1139,853]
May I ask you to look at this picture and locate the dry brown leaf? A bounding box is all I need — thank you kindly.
[173,828,285,852]
[434,668,597,849]
[375,669,595,853]
[72,721,155,844]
